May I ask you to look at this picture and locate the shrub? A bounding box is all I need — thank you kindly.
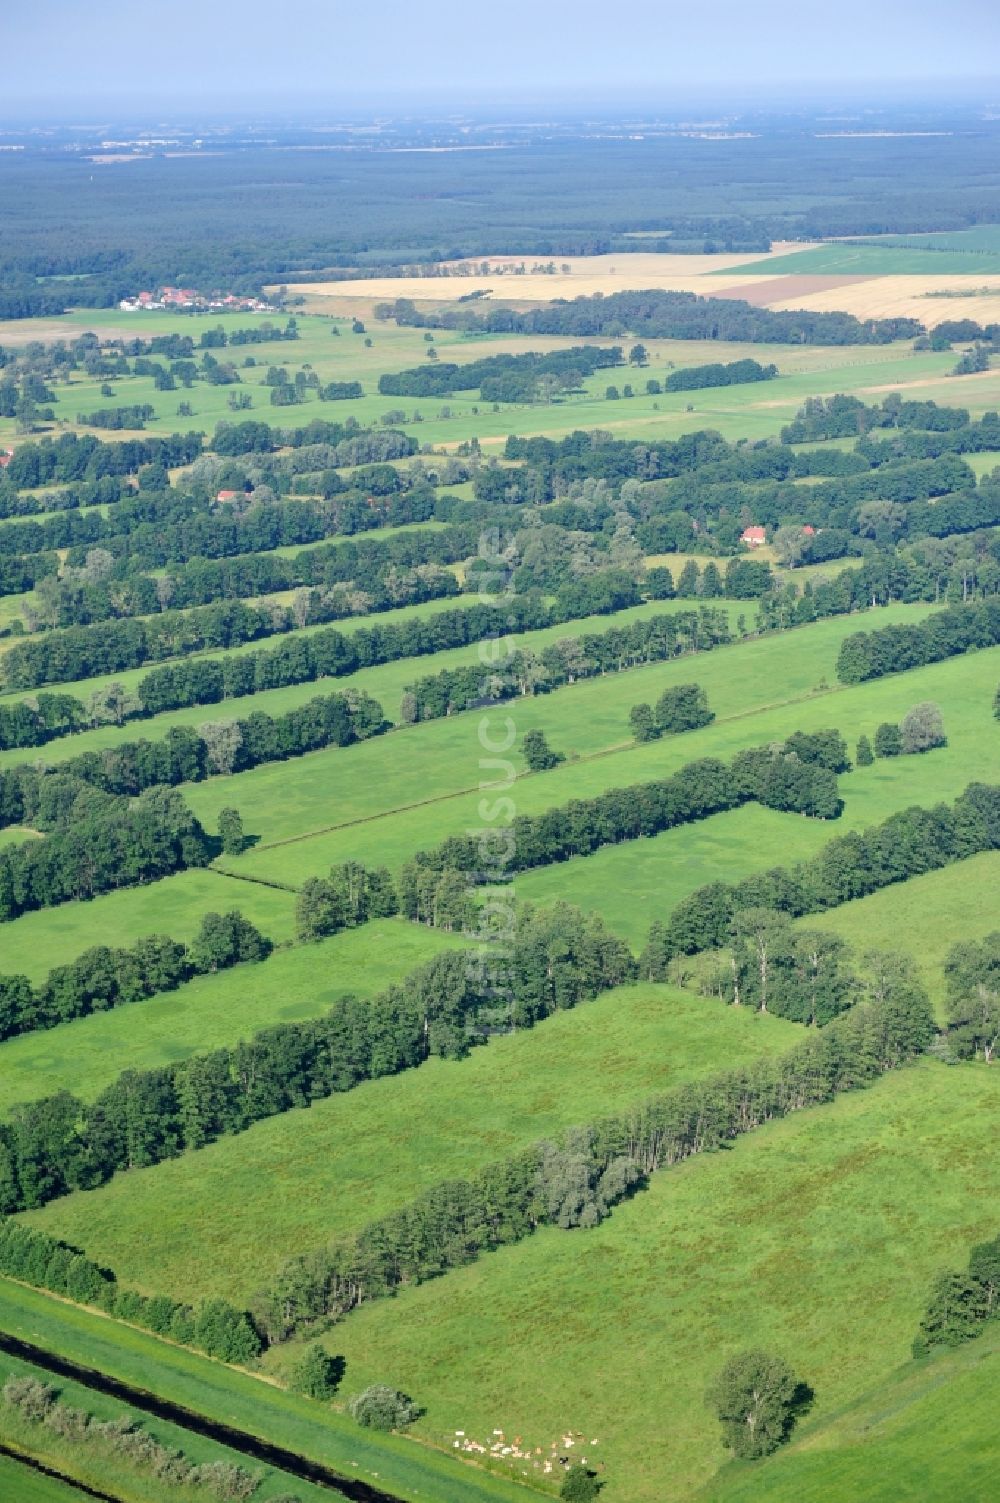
[289,1344,344,1400]
[347,1384,417,1431]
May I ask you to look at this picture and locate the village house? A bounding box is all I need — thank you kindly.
[740,525,767,548]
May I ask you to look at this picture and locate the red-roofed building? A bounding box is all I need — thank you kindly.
[0,450,13,469]
[802,524,816,536]
[741,525,767,548]
[216,489,239,503]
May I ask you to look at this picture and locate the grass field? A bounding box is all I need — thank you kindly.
[0,304,978,451]
[0,1281,531,1503]
[704,1325,1000,1503]
[0,1453,85,1502]
[802,852,1000,1011]
[278,1060,1000,1503]
[0,597,749,766]
[0,868,298,979]
[0,920,458,1105]
[22,984,801,1304]
[730,243,1000,276]
[201,617,992,886]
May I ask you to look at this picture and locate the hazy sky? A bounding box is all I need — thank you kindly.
[6,0,1000,113]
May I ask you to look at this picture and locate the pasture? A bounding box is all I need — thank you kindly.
[0,300,981,452]
[0,1349,339,1503]
[0,1281,530,1503]
[22,984,801,1304]
[0,920,458,1105]
[705,1324,1000,1503]
[289,1061,1000,1503]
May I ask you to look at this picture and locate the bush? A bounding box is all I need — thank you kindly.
[561,1462,602,1499]
[289,1343,344,1400]
[347,1384,417,1430]
[523,728,562,771]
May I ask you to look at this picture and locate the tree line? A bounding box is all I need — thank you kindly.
[0,597,551,749]
[640,782,1000,967]
[0,902,632,1215]
[0,554,466,692]
[376,288,922,345]
[836,598,1000,682]
[401,738,844,895]
[401,609,732,721]
[0,690,385,828]
[0,1218,262,1364]
[0,786,212,924]
[0,911,270,1043]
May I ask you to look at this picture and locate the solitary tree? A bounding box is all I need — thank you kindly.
[855,733,874,767]
[901,701,946,754]
[348,1385,417,1431]
[655,683,714,734]
[290,1344,344,1400]
[561,1462,602,1500]
[707,1349,809,1460]
[523,728,562,771]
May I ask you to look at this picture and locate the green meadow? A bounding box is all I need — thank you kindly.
[0,920,457,1105]
[0,306,968,451]
[0,868,298,980]
[704,1325,1000,1503]
[0,1349,339,1503]
[0,1453,85,1503]
[0,1281,530,1503]
[205,619,993,886]
[728,242,1000,275]
[23,986,801,1304]
[290,1061,1000,1503]
[803,851,1000,1011]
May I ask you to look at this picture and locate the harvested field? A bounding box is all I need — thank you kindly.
[710,273,878,305]
[278,244,819,305]
[770,275,1000,327]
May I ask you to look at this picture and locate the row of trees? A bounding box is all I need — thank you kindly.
[641,782,1000,965]
[2,1377,262,1499]
[379,289,922,345]
[0,786,213,923]
[837,598,1000,683]
[0,1219,261,1364]
[0,562,462,692]
[0,598,554,749]
[0,902,631,1214]
[403,738,844,886]
[401,612,732,721]
[0,690,384,822]
[0,911,270,1042]
[249,979,936,1341]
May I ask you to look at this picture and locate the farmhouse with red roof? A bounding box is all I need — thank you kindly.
[740,525,767,548]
